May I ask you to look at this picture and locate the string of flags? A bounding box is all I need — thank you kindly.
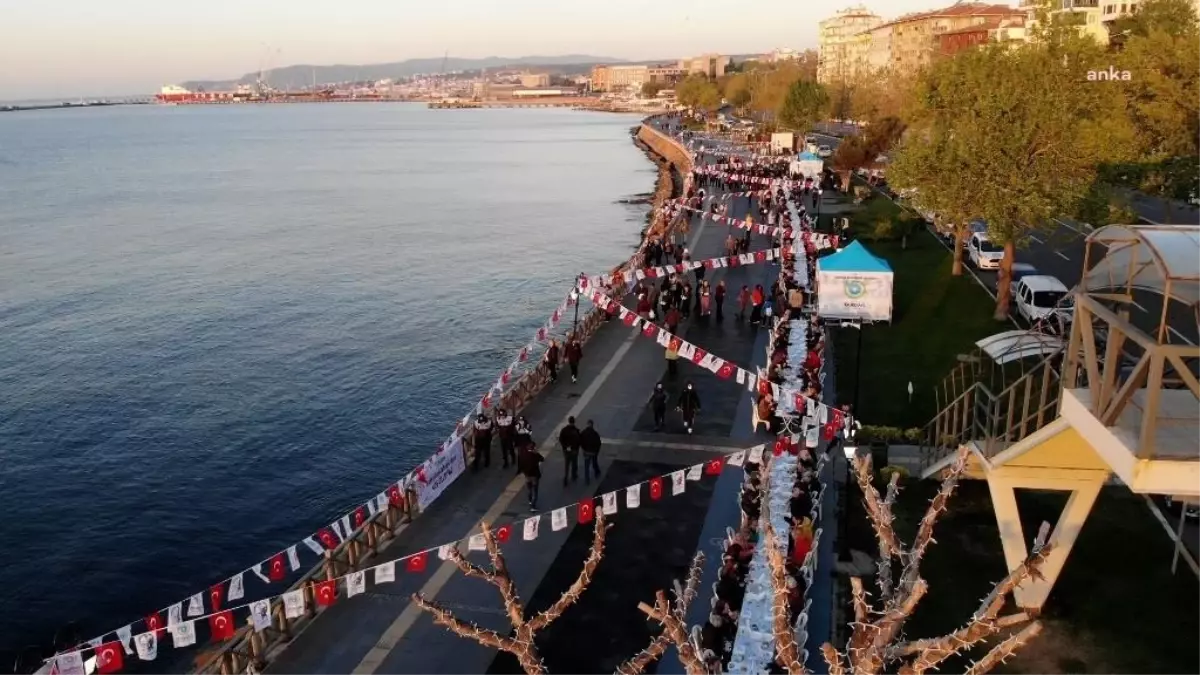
[582,247,783,289]
[43,445,778,674]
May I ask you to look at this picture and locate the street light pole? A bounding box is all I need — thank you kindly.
[839,440,857,562]
[852,323,864,414]
[570,283,581,338]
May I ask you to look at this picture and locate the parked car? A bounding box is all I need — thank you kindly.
[1013,275,1074,325]
[817,145,832,158]
[1009,262,1039,295]
[967,232,1004,269]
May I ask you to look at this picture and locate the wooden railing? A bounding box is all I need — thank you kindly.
[193,121,696,674]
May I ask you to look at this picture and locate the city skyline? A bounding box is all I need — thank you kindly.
[2,0,985,100]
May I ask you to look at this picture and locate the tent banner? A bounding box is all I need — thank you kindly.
[816,270,893,322]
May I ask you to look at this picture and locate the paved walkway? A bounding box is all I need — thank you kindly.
[265,173,782,674]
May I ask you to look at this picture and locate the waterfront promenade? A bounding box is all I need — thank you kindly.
[259,152,790,674]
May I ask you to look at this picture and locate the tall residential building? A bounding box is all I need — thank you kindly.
[819,6,884,83]
[938,16,1027,54]
[647,65,684,85]
[863,2,1028,72]
[678,54,731,78]
[589,65,650,92]
[1021,0,1107,42]
[519,72,551,88]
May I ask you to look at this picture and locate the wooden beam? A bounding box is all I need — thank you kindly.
[1078,306,1104,406]
[1099,353,1150,426]
[1165,353,1200,399]
[1139,353,1165,459]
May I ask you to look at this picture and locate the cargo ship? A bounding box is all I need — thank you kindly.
[155,84,254,104]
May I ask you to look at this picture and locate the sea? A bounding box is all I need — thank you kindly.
[0,103,654,660]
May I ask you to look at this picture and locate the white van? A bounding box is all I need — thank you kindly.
[967,232,1004,269]
[1013,275,1074,324]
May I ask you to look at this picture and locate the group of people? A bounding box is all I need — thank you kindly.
[647,380,702,434]
[512,415,604,512]
[543,333,585,384]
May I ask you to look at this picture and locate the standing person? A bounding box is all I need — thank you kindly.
[680,281,692,320]
[565,333,583,383]
[518,444,545,511]
[737,285,751,322]
[545,339,560,383]
[650,382,668,431]
[715,281,727,323]
[472,414,493,471]
[665,341,680,379]
[665,305,682,335]
[677,381,701,435]
[700,282,712,318]
[750,284,765,325]
[581,420,603,484]
[496,408,516,470]
[559,416,581,485]
[515,415,533,450]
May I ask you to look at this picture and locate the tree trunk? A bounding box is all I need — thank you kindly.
[840,170,851,192]
[993,240,1016,321]
[951,226,965,277]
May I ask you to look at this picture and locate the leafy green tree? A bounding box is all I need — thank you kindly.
[640,81,664,99]
[864,116,906,156]
[777,80,829,132]
[831,134,875,192]
[721,73,752,112]
[676,75,720,113]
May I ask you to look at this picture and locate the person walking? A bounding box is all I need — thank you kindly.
[559,416,582,485]
[665,341,680,379]
[517,444,545,511]
[496,408,516,469]
[565,334,583,383]
[581,420,602,484]
[515,415,533,450]
[472,413,493,471]
[737,285,751,322]
[545,340,560,383]
[650,382,668,431]
[715,281,727,323]
[677,381,701,435]
[749,284,765,325]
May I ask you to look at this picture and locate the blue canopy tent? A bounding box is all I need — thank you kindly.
[816,240,894,322]
[790,150,824,179]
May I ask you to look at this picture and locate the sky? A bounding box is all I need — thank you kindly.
[0,0,993,100]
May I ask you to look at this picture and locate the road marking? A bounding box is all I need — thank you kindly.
[600,437,755,453]
[1053,217,1093,235]
[353,177,718,675]
[1055,250,1070,261]
[1028,234,1044,244]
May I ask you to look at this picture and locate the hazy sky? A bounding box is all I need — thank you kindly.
[1,0,990,100]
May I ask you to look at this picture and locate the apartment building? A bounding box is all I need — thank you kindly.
[863,2,1027,72]
[519,72,551,88]
[818,5,884,83]
[648,66,684,85]
[938,16,1027,54]
[678,54,731,78]
[589,65,649,92]
[1021,0,1107,42]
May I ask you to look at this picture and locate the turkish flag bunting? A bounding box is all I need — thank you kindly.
[823,422,839,441]
[406,551,428,573]
[690,347,708,365]
[209,583,224,611]
[145,612,165,638]
[675,264,686,274]
[354,506,368,529]
[578,497,595,524]
[209,611,236,641]
[646,267,658,278]
[496,524,512,543]
[314,579,338,607]
[387,484,404,507]
[705,458,724,475]
[623,311,637,326]
[668,336,682,352]
[317,528,340,550]
[727,256,739,267]
[536,327,547,341]
[519,347,529,362]
[649,477,664,500]
[704,259,716,269]
[552,309,561,323]
[755,251,767,262]
[832,408,845,427]
[794,393,807,410]
[641,322,658,338]
[268,552,287,581]
[607,302,620,315]
[716,361,735,379]
[482,393,492,410]
[95,642,124,674]
[774,439,788,456]
[502,369,512,385]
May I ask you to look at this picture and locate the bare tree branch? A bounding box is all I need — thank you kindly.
[764,512,809,675]
[964,621,1043,675]
[637,590,709,674]
[821,643,847,675]
[528,511,610,631]
[615,551,706,675]
[891,447,969,609]
[411,593,516,652]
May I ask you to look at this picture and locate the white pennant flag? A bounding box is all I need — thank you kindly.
[340,515,353,538]
[551,507,568,531]
[729,450,747,467]
[54,652,85,675]
[346,572,366,598]
[806,425,819,448]
[374,560,396,585]
[250,563,270,584]
[736,368,747,385]
[523,516,541,541]
[602,491,617,515]
[227,573,245,602]
[185,593,203,617]
[171,621,196,648]
[626,485,641,509]
[468,534,487,551]
[698,353,717,372]
[671,470,686,495]
[303,537,324,556]
[250,599,272,633]
[167,603,182,627]
[134,632,157,661]
[656,330,671,348]
[438,544,454,561]
[288,545,301,571]
[375,492,389,513]
[367,498,378,517]
[678,341,696,360]
[86,637,102,649]
[745,372,758,392]
[283,590,306,619]
[749,446,764,464]
[115,625,133,654]
[686,464,703,481]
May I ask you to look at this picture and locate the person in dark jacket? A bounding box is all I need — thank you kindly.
[515,416,533,451]
[565,335,583,383]
[580,420,602,483]
[545,340,560,382]
[495,409,515,470]
[649,382,668,431]
[677,381,701,434]
[472,414,493,471]
[715,281,727,323]
[558,416,581,485]
[517,445,545,511]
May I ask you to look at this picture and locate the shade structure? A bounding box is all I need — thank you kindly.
[1083,225,1200,305]
[816,241,894,322]
[791,151,824,179]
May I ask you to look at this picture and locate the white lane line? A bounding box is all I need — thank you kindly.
[1053,217,1093,235]
[1055,250,1070,261]
[1029,234,1044,244]
[354,180,720,675]
[1130,298,1147,313]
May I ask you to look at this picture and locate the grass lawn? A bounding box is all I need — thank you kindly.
[827,196,1000,429]
[877,480,1200,674]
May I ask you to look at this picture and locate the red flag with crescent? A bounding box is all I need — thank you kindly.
[354,506,368,529]
[145,612,165,638]
[268,552,287,582]
[209,583,224,611]
[314,579,338,607]
[649,477,664,500]
[95,641,124,674]
[387,484,404,507]
[405,551,428,573]
[496,524,512,543]
[317,527,340,551]
[209,611,236,641]
[578,497,595,524]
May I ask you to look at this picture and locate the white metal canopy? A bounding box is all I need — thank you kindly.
[1083,225,1200,305]
[976,330,1066,364]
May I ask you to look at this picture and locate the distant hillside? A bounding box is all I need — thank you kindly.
[181,55,625,90]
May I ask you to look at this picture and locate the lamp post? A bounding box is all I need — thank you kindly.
[838,440,858,563]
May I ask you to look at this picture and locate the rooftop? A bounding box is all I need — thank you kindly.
[875,2,1026,30]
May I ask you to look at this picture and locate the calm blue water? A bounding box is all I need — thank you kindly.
[0,104,651,653]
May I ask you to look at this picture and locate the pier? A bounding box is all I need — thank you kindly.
[0,99,151,113]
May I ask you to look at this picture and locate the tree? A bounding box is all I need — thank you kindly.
[760,448,1051,675]
[831,134,876,192]
[622,552,708,675]
[413,513,609,674]
[640,81,664,99]
[864,116,907,156]
[676,75,721,115]
[721,73,753,112]
[777,80,830,132]
[887,26,1135,316]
